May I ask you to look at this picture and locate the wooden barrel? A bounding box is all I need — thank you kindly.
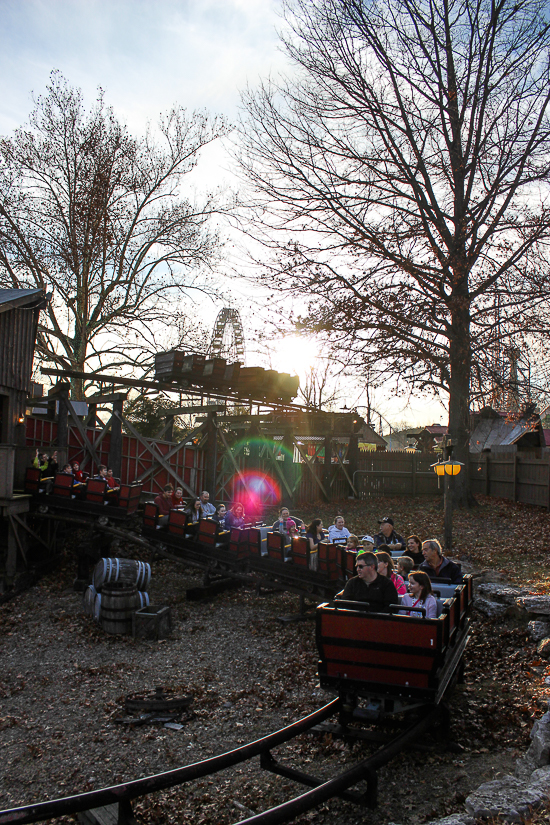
[92,591,148,622]
[93,558,151,591]
[100,584,141,635]
[135,561,151,591]
[83,584,97,616]
[137,591,150,609]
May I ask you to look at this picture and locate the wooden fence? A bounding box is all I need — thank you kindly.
[469,452,550,509]
[353,452,443,498]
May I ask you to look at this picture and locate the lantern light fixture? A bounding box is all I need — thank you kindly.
[430,459,464,476]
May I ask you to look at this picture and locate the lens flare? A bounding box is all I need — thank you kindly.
[230,471,281,518]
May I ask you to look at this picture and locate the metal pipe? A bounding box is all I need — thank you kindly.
[0,701,339,825]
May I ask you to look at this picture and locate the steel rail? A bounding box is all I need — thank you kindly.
[235,704,441,824]
[0,701,339,825]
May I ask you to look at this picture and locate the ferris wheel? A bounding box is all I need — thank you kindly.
[209,307,246,364]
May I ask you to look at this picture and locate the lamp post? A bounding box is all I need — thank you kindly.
[431,437,464,551]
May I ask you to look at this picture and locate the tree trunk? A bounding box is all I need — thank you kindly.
[447,294,474,507]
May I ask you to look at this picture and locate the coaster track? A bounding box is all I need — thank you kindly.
[0,699,442,825]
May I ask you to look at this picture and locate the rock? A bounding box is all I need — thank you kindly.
[475,569,509,583]
[528,620,550,642]
[474,596,508,618]
[477,583,529,603]
[423,816,475,825]
[525,709,550,765]
[538,638,550,659]
[517,596,550,616]
[515,755,538,783]
[465,775,545,822]
[528,765,550,796]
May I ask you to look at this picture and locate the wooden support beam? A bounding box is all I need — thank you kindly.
[347,434,359,498]
[79,414,114,471]
[168,404,226,415]
[133,423,205,485]
[108,398,124,477]
[55,384,69,469]
[85,392,129,404]
[114,411,195,497]
[323,435,332,502]
[257,433,295,502]
[293,439,328,500]
[204,411,218,498]
[41,367,308,411]
[215,424,250,497]
[65,397,103,469]
[11,513,51,551]
[8,515,27,566]
[42,367,180,393]
[335,446,358,497]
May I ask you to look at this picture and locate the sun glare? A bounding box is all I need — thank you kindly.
[271,335,320,379]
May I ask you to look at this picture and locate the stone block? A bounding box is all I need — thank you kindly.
[517,596,550,616]
[477,583,529,604]
[474,596,508,618]
[528,765,550,796]
[423,815,475,825]
[537,638,550,660]
[528,620,550,642]
[465,775,544,822]
[526,710,550,765]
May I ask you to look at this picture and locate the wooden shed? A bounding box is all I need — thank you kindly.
[469,406,545,453]
[0,288,47,588]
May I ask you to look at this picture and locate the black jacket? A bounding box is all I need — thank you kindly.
[341,573,399,613]
[419,556,463,584]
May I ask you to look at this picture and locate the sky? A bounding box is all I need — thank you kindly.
[0,0,446,431]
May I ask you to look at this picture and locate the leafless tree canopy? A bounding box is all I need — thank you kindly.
[0,72,230,398]
[237,0,550,482]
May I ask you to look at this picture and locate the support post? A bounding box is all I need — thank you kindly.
[108,396,125,479]
[347,434,359,498]
[323,435,332,502]
[86,403,98,428]
[54,383,70,469]
[282,427,295,508]
[444,474,453,551]
[164,415,174,443]
[205,411,218,501]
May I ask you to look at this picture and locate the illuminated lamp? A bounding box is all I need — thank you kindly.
[430,459,464,476]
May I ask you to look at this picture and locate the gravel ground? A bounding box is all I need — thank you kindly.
[0,514,549,825]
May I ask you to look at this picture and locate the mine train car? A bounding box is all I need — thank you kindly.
[142,503,347,598]
[316,576,472,717]
[24,467,142,524]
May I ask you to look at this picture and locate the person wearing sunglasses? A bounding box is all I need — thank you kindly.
[338,551,399,613]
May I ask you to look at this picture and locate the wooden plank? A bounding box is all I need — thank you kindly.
[8,515,27,565]
[133,424,205,485]
[216,425,250,496]
[65,400,103,468]
[334,448,358,497]
[167,404,226,415]
[293,438,328,499]
[115,411,195,497]
[11,513,51,551]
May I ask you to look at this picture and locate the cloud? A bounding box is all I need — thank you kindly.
[0,0,289,134]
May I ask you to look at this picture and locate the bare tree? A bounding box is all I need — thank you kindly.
[237,0,550,501]
[299,361,342,409]
[0,72,230,398]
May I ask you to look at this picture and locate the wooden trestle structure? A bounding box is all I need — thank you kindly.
[0,315,384,588]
